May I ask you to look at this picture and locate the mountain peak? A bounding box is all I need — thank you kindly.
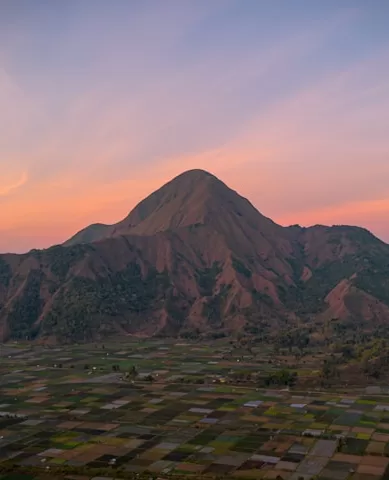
[64,168,282,246]
[153,168,221,196]
[63,170,219,246]
[172,168,214,180]
[110,168,282,239]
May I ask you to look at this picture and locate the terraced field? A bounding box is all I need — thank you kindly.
[1,341,389,480]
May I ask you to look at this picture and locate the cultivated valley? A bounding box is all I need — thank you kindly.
[1,171,389,479]
[2,339,389,480]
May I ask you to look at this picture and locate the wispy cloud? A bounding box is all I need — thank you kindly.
[0,171,28,196]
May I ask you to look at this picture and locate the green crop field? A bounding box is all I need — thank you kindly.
[1,340,389,480]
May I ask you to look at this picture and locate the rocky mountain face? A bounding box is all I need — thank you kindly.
[1,169,389,343]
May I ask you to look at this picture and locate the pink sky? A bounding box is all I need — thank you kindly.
[1,1,389,252]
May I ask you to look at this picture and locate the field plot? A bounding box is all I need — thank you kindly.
[1,341,389,480]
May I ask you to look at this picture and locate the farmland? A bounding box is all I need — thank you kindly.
[1,340,389,480]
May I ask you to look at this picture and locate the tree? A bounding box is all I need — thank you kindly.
[321,359,338,380]
[264,369,297,387]
[341,344,355,360]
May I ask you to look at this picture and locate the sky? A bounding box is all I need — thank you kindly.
[1,0,389,253]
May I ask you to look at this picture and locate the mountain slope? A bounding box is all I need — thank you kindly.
[1,169,389,343]
[64,223,110,246]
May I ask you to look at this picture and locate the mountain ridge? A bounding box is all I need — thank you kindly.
[1,169,389,343]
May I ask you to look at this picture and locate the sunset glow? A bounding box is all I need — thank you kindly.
[1,0,388,252]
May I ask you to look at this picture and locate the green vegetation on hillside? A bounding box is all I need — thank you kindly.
[251,288,274,307]
[32,244,95,280]
[7,270,43,339]
[232,257,252,278]
[196,261,221,296]
[353,260,389,306]
[0,257,12,287]
[42,262,170,341]
[202,283,232,327]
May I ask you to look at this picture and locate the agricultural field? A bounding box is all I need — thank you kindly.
[1,340,389,480]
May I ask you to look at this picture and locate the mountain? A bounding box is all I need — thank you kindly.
[1,169,389,344]
[64,169,285,244]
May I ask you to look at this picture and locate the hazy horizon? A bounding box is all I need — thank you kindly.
[1,0,389,252]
